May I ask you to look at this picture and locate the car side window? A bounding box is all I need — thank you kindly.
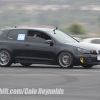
[91,39,100,44]
[8,29,26,40]
[27,30,51,43]
[91,39,97,44]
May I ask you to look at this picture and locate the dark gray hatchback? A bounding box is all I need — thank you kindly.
[0,27,100,68]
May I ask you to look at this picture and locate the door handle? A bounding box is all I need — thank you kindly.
[25,44,30,46]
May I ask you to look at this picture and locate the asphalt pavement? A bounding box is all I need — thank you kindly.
[0,64,100,100]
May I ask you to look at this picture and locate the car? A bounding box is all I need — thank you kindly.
[82,38,100,44]
[0,27,100,68]
[73,37,82,42]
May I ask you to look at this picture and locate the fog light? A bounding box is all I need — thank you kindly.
[80,58,84,63]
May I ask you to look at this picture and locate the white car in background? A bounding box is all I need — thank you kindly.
[73,37,82,42]
[82,38,100,44]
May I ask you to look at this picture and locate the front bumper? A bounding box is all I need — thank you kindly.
[74,54,100,65]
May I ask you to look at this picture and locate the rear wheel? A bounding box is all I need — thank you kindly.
[58,52,74,68]
[0,50,12,67]
[20,63,32,66]
[82,64,93,68]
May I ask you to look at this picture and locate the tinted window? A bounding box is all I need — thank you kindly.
[27,30,51,43]
[8,29,26,40]
[91,39,100,44]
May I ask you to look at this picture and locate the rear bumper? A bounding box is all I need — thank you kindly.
[74,54,100,65]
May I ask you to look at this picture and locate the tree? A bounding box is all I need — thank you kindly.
[67,22,86,34]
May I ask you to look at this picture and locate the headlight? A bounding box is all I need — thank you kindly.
[77,48,90,54]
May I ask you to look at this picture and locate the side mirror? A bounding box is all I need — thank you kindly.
[45,40,54,44]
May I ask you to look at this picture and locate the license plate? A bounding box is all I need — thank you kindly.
[97,55,100,60]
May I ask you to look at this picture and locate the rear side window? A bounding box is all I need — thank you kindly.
[91,39,100,44]
[8,29,26,40]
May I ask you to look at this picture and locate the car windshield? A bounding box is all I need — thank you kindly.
[48,30,78,43]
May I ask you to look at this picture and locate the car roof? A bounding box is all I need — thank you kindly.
[2,27,53,32]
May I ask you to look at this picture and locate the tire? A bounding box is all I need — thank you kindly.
[0,50,12,67]
[82,64,93,68]
[20,63,32,66]
[58,52,74,68]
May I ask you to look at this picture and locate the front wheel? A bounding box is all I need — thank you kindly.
[82,64,93,68]
[0,50,12,67]
[58,52,74,68]
[20,63,32,66]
